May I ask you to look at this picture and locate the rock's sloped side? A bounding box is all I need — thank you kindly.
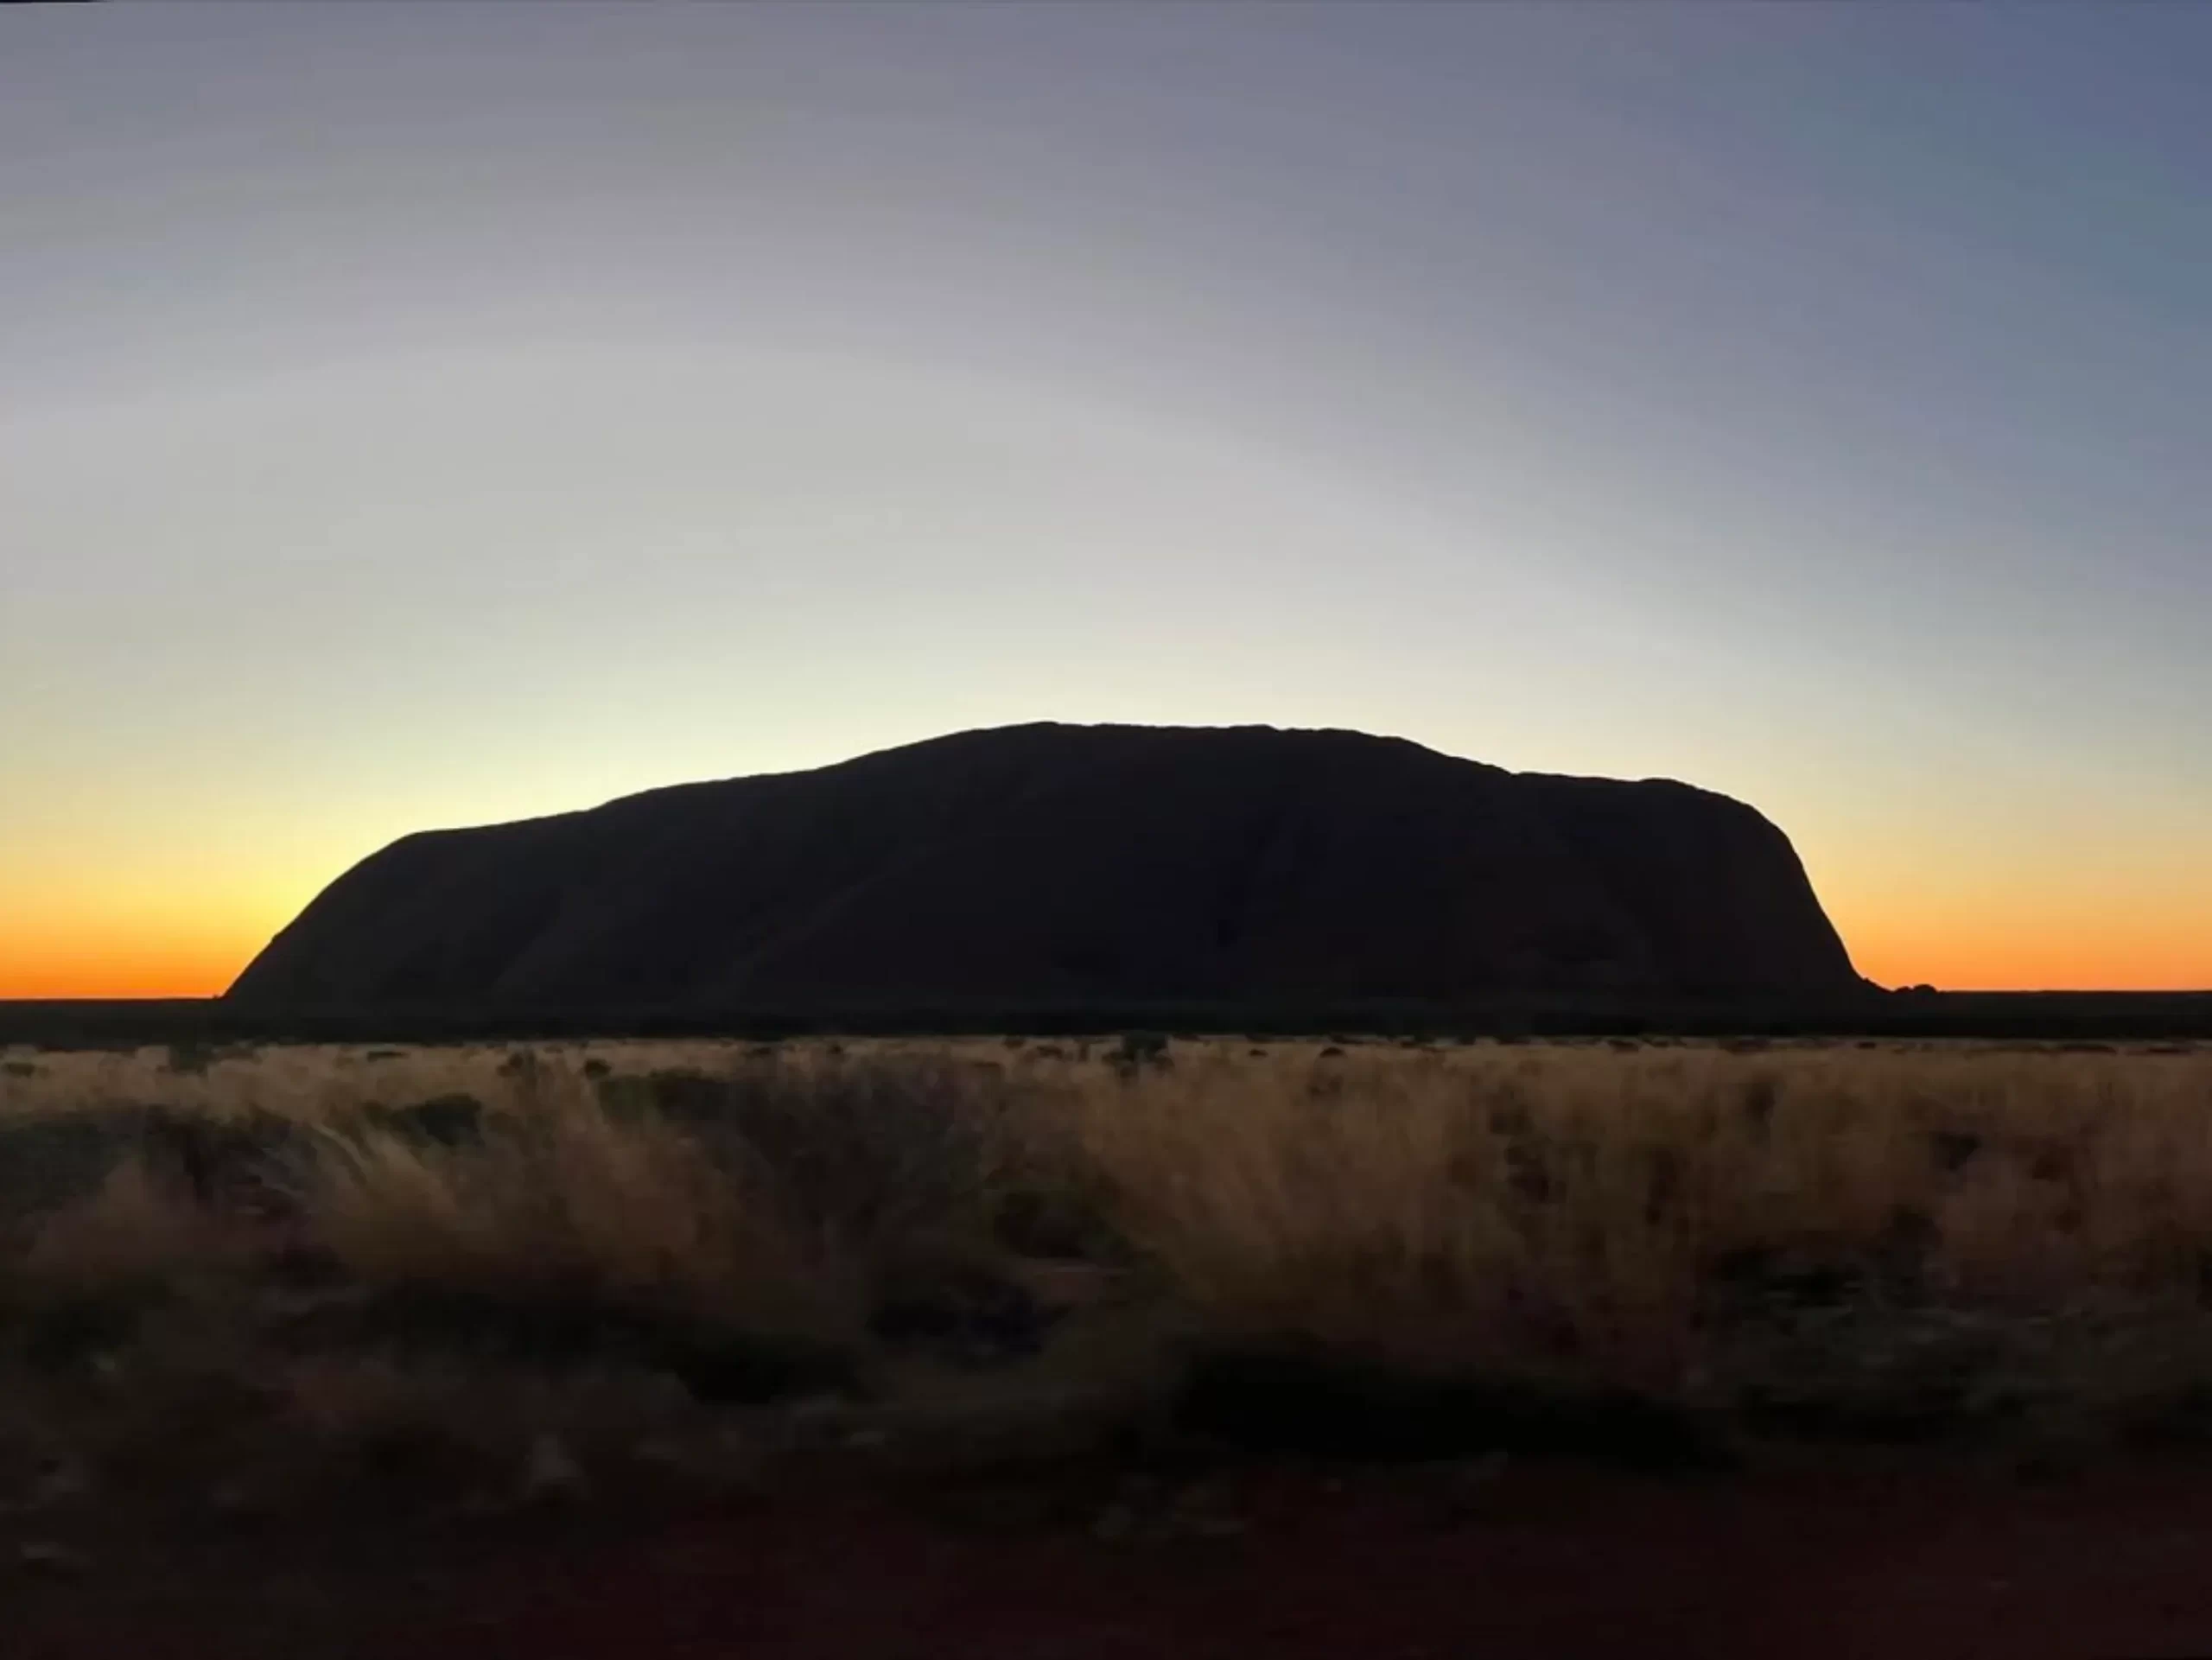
[226,722,1862,1012]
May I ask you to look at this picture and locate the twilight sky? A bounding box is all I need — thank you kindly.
[4,3,2209,997]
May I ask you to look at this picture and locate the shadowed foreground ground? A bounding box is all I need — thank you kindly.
[18,1458,2212,1660]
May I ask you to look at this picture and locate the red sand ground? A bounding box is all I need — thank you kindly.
[16,1460,2212,1660]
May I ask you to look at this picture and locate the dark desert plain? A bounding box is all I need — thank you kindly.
[8,6,2212,1657]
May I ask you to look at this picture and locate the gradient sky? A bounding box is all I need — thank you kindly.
[5,4,2209,998]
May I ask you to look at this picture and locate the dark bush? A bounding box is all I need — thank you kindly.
[278,1285,855,1403]
[1177,1345,1726,1469]
[358,1094,486,1149]
[165,1040,216,1076]
[496,1049,543,1080]
[0,1110,149,1218]
[137,1107,307,1218]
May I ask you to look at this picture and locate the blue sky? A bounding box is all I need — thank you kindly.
[3,3,2209,992]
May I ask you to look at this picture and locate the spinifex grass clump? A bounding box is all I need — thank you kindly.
[598,1054,1122,1358]
[1069,1044,2212,1426]
[270,1053,1103,1391]
[305,1079,844,1350]
[1071,1047,1721,1391]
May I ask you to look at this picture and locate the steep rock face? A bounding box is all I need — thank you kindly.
[226,723,1863,1012]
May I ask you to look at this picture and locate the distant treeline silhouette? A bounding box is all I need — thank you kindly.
[4,992,2212,1049]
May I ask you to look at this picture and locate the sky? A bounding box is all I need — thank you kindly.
[3,3,2209,998]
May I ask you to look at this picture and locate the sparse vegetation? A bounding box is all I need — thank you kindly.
[3,1037,2212,1506]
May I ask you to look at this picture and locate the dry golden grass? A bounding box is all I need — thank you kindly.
[1067,1042,2212,1389]
[6,1034,2212,1472]
[299,1072,854,1345]
[19,1152,251,1292]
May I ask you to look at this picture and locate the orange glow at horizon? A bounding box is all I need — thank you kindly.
[0,868,296,1002]
[1831,880,2212,995]
[1848,936,2212,996]
[0,922,275,1002]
